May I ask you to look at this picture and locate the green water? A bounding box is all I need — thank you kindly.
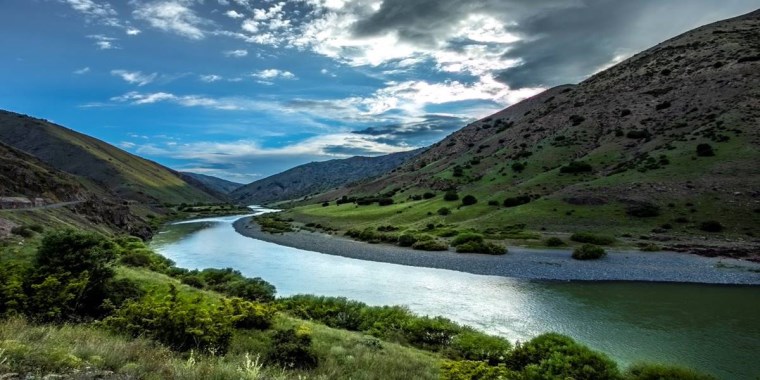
[153,215,760,379]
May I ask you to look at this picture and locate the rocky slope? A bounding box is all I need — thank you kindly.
[231,149,421,205]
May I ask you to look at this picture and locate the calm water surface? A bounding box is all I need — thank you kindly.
[151,212,760,379]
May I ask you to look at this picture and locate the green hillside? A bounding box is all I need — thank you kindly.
[279,10,760,257]
[0,110,221,205]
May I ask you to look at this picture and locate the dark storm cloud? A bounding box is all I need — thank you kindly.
[353,114,469,144]
[350,0,759,88]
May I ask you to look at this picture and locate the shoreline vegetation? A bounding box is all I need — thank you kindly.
[0,227,721,379]
[234,216,760,285]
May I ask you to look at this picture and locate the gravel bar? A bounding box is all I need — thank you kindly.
[233,217,760,285]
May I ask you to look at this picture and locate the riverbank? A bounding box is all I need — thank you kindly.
[233,217,760,285]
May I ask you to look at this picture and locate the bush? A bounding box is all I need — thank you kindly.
[10,226,35,238]
[412,240,449,251]
[626,202,661,217]
[227,297,276,330]
[507,333,620,379]
[626,130,650,139]
[423,192,436,199]
[378,198,394,206]
[448,331,512,364]
[696,143,715,157]
[560,161,593,174]
[105,285,234,354]
[699,221,724,232]
[461,195,477,206]
[403,316,461,349]
[438,207,451,216]
[572,244,607,260]
[625,363,716,380]
[444,191,459,201]
[570,232,616,245]
[503,195,531,208]
[441,360,514,380]
[267,328,318,369]
[545,237,565,247]
[450,233,484,246]
[398,234,418,247]
[511,162,526,173]
[455,241,507,255]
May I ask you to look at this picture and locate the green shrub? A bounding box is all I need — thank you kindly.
[378,198,394,206]
[423,192,436,199]
[572,244,607,260]
[28,224,44,233]
[403,316,461,349]
[455,241,507,255]
[226,297,276,330]
[266,327,318,369]
[441,360,514,380]
[503,195,531,207]
[412,240,449,251]
[626,203,661,217]
[398,234,418,247]
[105,285,234,354]
[570,232,616,245]
[444,191,459,201]
[699,221,723,232]
[696,143,715,157]
[461,195,477,206]
[180,275,206,288]
[507,333,620,379]
[10,226,35,238]
[511,162,526,173]
[450,233,484,246]
[560,161,593,174]
[625,363,716,380]
[545,237,565,247]
[448,331,512,364]
[438,207,452,216]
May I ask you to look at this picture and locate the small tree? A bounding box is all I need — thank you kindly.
[444,190,459,201]
[696,143,715,157]
[461,195,477,206]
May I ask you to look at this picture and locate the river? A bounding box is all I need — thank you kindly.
[151,211,760,379]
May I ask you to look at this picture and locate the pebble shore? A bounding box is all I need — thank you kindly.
[233,217,760,285]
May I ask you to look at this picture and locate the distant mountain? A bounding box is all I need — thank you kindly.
[180,172,244,194]
[231,149,422,205]
[0,110,221,205]
[287,10,760,244]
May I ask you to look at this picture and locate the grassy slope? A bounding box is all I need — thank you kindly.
[0,110,219,205]
[282,11,760,252]
[0,265,440,380]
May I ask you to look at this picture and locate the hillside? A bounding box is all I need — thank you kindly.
[283,10,760,253]
[0,110,221,205]
[0,142,86,202]
[231,149,422,205]
[180,172,243,194]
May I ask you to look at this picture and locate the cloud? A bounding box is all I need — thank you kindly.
[225,10,245,19]
[200,74,223,82]
[73,67,91,75]
[132,0,209,39]
[88,34,119,49]
[111,70,158,86]
[126,27,142,35]
[58,0,121,26]
[352,114,470,145]
[224,49,248,57]
[252,69,296,81]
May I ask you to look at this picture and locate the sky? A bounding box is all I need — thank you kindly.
[0,0,757,183]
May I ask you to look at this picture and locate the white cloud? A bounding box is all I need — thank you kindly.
[200,74,223,82]
[133,1,209,40]
[88,34,119,49]
[225,10,245,19]
[126,27,142,35]
[111,70,158,86]
[58,0,120,26]
[73,67,91,74]
[119,141,137,149]
[224,49,248,57]
[252,69,295,80]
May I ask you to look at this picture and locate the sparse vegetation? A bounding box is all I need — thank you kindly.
[570,232,616,245]
[572,244,607,260]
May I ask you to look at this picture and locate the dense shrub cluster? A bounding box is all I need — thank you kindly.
[696,143,715,157]
[560,161,593,174]
[444,190,460,201]
[570,232,616,245]
[411,239,449,251]
[461,195,478,206]
[267,327,319,369]
[626,202,661,218]
[503,195,531,208]
[572,244,607,260]
[255,215,294,234]
[177,267,276,302]
[450,233,506,255]
[545,237,566,247]
[346,227,398,244]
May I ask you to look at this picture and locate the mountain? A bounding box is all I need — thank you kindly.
[0,141,86,202]
[283,10,760,247]
[0,110,221,205]
[231,149,422,205]
[180,172,244,194]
